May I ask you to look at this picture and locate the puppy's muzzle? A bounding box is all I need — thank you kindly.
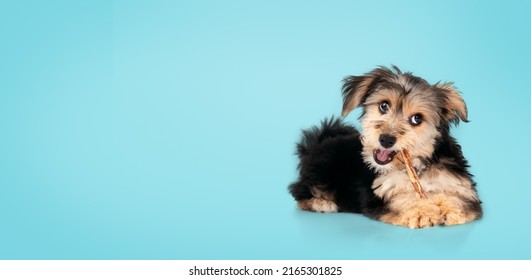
[373,134,398,165]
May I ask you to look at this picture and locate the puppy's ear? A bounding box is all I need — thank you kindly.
[436,82,469,124]
[341,75,377,116]
[342,66,400,116]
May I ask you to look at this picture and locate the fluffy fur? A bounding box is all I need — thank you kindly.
[288,66,482,229]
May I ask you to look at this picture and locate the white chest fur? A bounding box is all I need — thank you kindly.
[372,166,478,202]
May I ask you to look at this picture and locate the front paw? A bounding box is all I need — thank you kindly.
[443,210,468,226]
[432,194,481,226]
[400,206,442,229]
[381,204,442,229]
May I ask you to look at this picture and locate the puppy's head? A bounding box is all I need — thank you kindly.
[342,66,468,173]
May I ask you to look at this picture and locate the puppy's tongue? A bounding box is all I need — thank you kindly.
[376,149,393,162]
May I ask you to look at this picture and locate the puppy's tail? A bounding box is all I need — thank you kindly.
[296,117,359,157]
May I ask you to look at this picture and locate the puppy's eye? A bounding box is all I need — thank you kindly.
[409,114,423,126]
[379,101,390,113]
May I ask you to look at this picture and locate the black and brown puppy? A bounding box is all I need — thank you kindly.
[289,66,482,229]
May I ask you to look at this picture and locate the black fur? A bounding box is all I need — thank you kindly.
[289,66,482,228]
[288,117,482,220]
[288,118,382,214]
[431,127,483,217]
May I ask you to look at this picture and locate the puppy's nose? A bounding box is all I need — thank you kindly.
[379,134,396,148]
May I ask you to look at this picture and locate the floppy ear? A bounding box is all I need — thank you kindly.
[436,82,469,124]
[341,75,377,116]
[342,66,401,116]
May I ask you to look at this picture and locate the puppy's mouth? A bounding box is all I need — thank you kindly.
[373,149,397,165]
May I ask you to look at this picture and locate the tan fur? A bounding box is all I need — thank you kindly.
[373,161,480,228]
[431,193,479,225]
[361,89,441,174]
[379,193,477,228]
[297,67,480,229]
[358,84,480,228]
[342,76,376,116]
[422,167,479,202]
[436,83,468,122]
[379,196,442,229]
[297,198,338,213]
[373,164,479,202]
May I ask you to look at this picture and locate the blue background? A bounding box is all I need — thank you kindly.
[1,0,530,259]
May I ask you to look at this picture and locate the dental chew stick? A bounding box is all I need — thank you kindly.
[401,149,427,198]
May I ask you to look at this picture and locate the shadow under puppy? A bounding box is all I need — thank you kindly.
[288,66,482,229]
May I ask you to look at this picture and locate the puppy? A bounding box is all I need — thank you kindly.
[288,66,482,229]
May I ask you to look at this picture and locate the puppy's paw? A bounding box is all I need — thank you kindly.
[381,203,442,229]
[443,210,468,226]
[297,198,338,213]
[431,194,479,226]
[399,205,442,229]
[442,207,479,226]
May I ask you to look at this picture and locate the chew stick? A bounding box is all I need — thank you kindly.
[401,150,427,198]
